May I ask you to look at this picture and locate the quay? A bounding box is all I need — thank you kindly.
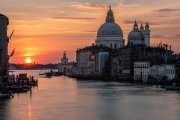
[0,73,38,99]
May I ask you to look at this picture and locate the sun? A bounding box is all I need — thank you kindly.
[25,58,31,63]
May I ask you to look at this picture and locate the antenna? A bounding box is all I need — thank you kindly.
[9,30,14,40]
[9,48,15,57]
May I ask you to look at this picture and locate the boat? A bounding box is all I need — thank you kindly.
[0,92,10,99]
[38,69,45,75]
[45,72,53,78]
[53,71,61,76]
[9,66,16,70]
[6,85,29,93]
[164,86,180,90]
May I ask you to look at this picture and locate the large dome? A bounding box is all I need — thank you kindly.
[97,22,123,37]
[128,30,144,41]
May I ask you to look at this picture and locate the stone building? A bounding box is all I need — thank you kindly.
[112,44,173,79]
[58,52,74,75]
[75,45,110,77]
[0,14,9,88]
[0,14,9,75]
[134,56,164,83]
[74,6,175,80]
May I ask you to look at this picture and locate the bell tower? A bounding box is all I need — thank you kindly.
[61,51,68,64]
[144,22,150,46]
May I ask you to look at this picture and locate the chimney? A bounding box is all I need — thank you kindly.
[169,45,171,51]
[165,44,168,50]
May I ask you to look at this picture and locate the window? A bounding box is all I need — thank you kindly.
[91,56,95,60]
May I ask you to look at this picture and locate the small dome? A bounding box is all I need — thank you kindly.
[97,23,123,37]
[128,30,144,41]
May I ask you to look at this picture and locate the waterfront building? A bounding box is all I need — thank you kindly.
[148,54,180,81]
[74,6,175,80]
[134,61,151,83]
[0,14,9,89]
[76,45,110,77]
[0,14,9,74]
[150,64,176,80]
[112,44,173,80]
[111,52,120,78]
[134,56,164,82]
[58,52,74,75]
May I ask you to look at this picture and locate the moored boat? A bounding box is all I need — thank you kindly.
[53,72,61,76]
[164,86,180,90]
[45,72,53,78]
[38,69,45,75]
[45,70,53,78]
[0,92,10,99]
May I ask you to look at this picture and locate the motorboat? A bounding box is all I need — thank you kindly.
[45,72,52,78]
[0,92,10,99]
[53,71,61,76]
[6,85,29,93]
[164,86,180,90]
[38,69,45,75]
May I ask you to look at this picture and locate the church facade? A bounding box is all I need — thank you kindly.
[58,52,74,75]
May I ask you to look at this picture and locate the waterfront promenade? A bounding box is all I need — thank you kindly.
[0,70,180,120]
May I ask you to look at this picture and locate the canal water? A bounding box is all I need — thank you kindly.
[0,70,180,120]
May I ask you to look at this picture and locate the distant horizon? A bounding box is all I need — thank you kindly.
[1,0,180,64]
[9,62,59,65]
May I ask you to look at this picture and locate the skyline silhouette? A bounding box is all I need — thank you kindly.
[1,0,180,64]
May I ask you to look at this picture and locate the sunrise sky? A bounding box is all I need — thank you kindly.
[1,0,180,64]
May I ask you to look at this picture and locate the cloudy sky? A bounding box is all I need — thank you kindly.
[1,0,180,64]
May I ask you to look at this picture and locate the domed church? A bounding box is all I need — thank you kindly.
[95,6,125,49]
[128,20,150,46]
[95,6,151,48]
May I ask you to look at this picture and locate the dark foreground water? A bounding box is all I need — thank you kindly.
[1,70,180,120]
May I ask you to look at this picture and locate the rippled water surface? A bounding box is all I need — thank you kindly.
[1,70,180,120]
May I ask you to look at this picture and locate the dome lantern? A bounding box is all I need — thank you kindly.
[105,6,115,23]
[133,20,138,30]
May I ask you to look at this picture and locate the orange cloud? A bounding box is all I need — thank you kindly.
[71,2,107,9]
